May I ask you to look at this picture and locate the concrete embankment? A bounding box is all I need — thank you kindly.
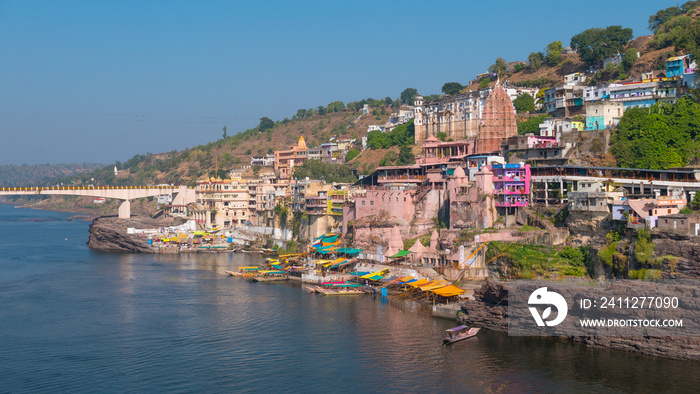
[459,281,700,361]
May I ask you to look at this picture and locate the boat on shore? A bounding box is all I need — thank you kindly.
[443,325,480,344]
[248,270,288,282]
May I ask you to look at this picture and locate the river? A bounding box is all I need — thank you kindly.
[0,204,699,393]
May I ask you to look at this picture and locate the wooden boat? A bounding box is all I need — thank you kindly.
[228,266,260,277]
[443,325,480,344]
[305,286,318,293]
[248,270,288,282]
[316,283,364,295]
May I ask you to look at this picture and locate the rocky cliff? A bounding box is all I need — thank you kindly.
[460,281,700,361]
[87,215,185,253]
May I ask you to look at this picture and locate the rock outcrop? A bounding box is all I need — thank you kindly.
[460,281,700,361]
[88,215,185,252]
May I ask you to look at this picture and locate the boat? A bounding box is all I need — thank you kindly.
[248,270,288,282]
[316,283,364,295]
[443,325,480,344]
[227,266,260,277]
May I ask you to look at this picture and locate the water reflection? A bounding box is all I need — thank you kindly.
[1,205,700,392]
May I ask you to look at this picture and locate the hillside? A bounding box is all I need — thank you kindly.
[57,107,393,187]
[0,163,105,187]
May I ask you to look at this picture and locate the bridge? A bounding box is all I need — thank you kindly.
[0,186,196,218]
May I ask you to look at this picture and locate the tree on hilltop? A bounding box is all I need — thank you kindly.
[649,6,683,33]
[570,25,633,67]
[528,52,544,71]
[488,57,508,77]
[441,82,464,95]
[400,88,418,105]
[258,117,274,132]
[545,41,564,66]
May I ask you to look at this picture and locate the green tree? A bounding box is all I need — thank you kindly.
[488,57,508,77]
[258,117,274,132]
[649,5,683,33]
[396,146,415,165]
[528,52,544,71]
[621,48,639,71]
[295,109,307,119]
[222,125,227,139]
[517,115,548,135]
[570,25,633,67]
[292,160,357,183]
[610,98,700,169]
[400,88,418,104]
[513,93,536,113]
[441,82,464,95]
[545,41,564,65]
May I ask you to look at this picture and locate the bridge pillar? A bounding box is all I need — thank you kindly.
[119,200,131,219]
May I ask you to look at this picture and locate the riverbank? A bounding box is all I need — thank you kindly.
[459,281,700,361]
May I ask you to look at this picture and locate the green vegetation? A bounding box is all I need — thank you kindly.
[648,1,700,50]
[610,98,700,169]
[345,149,360,162]
[486,243,591,278]
[441,82,464,95]
[570,25,633,67]
[527,52,544,71]
[400,88,418,105]
[634,229,655,266]
[487,57,508,77]
[366,119,414,149]
[545,40,564,66]
[513,93,535,113]
[628,268,663,280]
[517,115,548,135]
[292,160,357,184]
[597,241,618,269]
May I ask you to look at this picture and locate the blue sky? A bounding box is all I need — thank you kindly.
[0,0,677,165]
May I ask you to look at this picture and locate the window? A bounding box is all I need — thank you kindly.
[370,201,374,206]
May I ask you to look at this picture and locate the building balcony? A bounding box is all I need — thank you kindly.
[495,201,529,207]
[378,175,426,183]
[494,188,528,195]
[493,175,526,183]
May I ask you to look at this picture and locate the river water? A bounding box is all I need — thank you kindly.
[1,205,699,393]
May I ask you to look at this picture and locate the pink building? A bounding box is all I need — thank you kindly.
[490,163,531,208]
[353,189,415,223]
[416,135,475,165]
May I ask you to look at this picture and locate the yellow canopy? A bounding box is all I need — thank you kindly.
[431,284,466,297]
[420,280,449,292]
[407,278,430,288]
[323,258,345,268]
[314,259,331,266]
[398,276,415,282]
[360,269,389,279]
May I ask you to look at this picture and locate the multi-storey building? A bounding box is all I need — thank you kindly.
[274,136,308,178]
[194,176,250,228]
[413,89,490,143]
[585,101,624,130]
[608,80,678,109]
[490,163,531,209]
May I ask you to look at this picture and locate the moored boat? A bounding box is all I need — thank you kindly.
[443,325,480,344]
[316,283,364,295]
[248,270,288,282]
